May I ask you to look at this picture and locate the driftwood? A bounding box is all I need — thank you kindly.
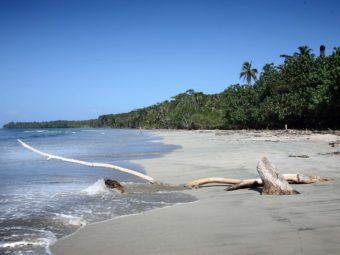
[186,174,329,189]
[257,156,299,195]
[186,156,329,195]
[288,154,309,158]
[17,139,156,183]
[186,177,241,188]
[104,179,125,193]
[225,179,262,191]
[318,151,340,156]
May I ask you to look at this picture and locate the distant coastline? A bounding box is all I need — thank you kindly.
[4,45,340,130]
[3,119,100,129]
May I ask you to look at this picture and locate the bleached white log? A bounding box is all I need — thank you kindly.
[257,156,299,195]
[17,139,155,183]
[186,174,329,189]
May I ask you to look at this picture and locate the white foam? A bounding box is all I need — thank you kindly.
[23,130,46,133]
[56,214,87,226]
[0,237,50,248]
[82,179,109,195]
[0,241,35,248]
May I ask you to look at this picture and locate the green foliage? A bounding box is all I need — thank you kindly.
[4,45,340,130]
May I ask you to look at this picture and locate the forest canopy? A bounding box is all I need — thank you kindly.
[4,45,340,130]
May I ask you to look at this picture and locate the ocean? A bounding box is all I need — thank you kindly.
[0,128,196,255]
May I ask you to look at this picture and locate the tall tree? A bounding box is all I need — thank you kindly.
[240,61,258,85]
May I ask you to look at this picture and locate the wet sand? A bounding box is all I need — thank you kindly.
[51,130,340,255]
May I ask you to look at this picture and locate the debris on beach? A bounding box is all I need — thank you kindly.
[318,151,340,156]
[329,140,340,147]
[288,154,310,158]
[186,156,330,195]
[104,179,125,193]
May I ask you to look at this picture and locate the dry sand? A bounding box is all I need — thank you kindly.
[51,130,340,255]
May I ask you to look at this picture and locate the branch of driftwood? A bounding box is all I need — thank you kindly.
[17,139,156,183]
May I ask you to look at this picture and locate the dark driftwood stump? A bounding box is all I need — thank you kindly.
[104,179,125,193]
[329,140,340,147]
[257,157,300,195]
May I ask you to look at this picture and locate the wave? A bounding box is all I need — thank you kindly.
[24,130,47,133]
[0,128,77,141]
[0,239,48,249]
[54,214,87,226]
[0,228,57,255]
[82,179,111,195]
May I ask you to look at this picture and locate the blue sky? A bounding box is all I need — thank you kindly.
[1,0,339,126]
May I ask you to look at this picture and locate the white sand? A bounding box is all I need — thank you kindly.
[51,130,340,255]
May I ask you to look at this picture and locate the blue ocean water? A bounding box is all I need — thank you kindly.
[0,128,195,255]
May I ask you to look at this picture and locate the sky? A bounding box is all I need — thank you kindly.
[1,0,340,126]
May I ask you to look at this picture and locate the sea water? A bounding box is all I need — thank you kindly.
[0,128,196,255]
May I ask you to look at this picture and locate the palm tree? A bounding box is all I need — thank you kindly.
[240,61,258,85]
[333,47,340,55]
[320,45,326,57]
[294,45,314,57]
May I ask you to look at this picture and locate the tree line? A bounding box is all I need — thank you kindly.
[4,45,340,130]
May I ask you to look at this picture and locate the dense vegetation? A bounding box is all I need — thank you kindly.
[4,45,340,130]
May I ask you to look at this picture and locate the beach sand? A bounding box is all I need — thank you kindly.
[51,130,340,255]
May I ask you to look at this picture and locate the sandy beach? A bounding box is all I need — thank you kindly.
[51,130,340,255]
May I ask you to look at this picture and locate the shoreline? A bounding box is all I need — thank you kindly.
[49,199,199,254]
[51,130,340,255]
